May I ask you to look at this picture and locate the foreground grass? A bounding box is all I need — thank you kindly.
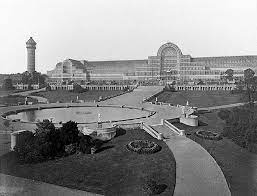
[169,111,257,196]
[0,129,176,195]
[32,90,124,103]
[150,91,242,108]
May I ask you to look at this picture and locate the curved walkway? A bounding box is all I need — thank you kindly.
[0,86,231,195]
[12,88,48,103]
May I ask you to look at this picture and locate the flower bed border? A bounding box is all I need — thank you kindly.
[126,140,161,154]
[195,130,222,140]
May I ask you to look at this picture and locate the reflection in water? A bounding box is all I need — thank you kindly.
[23,110,36,122]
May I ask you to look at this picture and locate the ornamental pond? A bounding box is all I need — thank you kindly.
[7,106,152,124]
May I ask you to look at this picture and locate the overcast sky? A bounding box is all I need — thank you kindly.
[0,0,257,74]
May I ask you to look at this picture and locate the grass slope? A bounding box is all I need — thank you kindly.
[150,91,242,108]
[0,129,176,196]
[32,90,124,103]
[0,95,37,105]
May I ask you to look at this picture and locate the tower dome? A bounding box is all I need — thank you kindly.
[26,37,37,49]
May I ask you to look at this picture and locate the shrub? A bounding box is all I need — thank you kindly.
[14,131,36,163]
[47,128,65,157]
[35,119,55,136]
[65,143,77,155]
[142,178,167,195]
[24,148,44,163]
[72,84,87,93]
[78,135,93,154]
[60,121,79,145]
[3,119,10,128]
[217,109,231,121]
[45,84,51,91]
[15,120,66,163]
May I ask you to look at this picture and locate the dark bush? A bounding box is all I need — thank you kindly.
[142,179,167,195]
[45,84,51,91]
[163,84,176,92]
[15,131,34,149]
[65,143,77,155]
[78,135,104,154]
[217,109,231,121]
[72,84,87,93]
[35,119,55,136]
[3,119,10,128]
[14,120,66,163]
[47,128,65,157]
[78,135,93,154]
[220,105,257,151]
[60,121,79,145]
[14,131,37,163]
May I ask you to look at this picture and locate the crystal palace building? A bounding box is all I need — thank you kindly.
[47,42,257,83]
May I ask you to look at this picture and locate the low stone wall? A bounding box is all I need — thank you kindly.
[179,115,199,127]
[81,125,117,141]
[142,90,164,103]
[115,122,141,130]
[99,89,134,102]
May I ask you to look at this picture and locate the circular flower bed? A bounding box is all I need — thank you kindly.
[195,130,222,140]
[126,140,161,154]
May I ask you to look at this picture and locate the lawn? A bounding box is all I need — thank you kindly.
[168,111,257,196]
[0,95,37,106]
[0,89,27,97]
[0,128,176,195]
[149,90,243,108]
[31,90,124,103]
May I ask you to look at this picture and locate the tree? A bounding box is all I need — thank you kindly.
[21,71,46,86]
[225,69,234,81]
[72,83,87,93]
[35,119,56,137]
[60,121,79,145]
[2,78,14,90]
[197,79,204,85]
[244,68,256,106]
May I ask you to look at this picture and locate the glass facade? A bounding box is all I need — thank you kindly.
[47,42,257,83]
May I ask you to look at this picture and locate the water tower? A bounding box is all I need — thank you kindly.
[26,37,37,73]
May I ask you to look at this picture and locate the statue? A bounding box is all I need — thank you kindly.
[98,113,101,122]
[97,113,102,128]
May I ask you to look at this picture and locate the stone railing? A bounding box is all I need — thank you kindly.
[162,119,185,136]
[141,123,163,140]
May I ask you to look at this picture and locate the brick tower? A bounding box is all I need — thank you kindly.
[26,37,37,73]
